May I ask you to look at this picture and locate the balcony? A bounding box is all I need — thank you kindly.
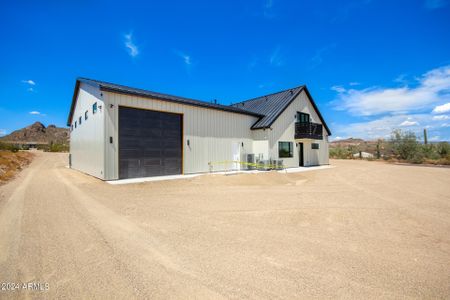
[295,122,323,140]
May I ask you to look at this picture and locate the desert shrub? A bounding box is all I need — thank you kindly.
[0,142,20,152]
[436,142,450,158]
[329,147,352,159]
[390,129,419,160]
[48,143,69,152]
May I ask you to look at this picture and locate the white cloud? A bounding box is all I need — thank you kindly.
[333,114,450,140]
[0,129,6,136]
[22,79,36,85]
[124,32,139,57]
[349,82,360,86]
[432,115,450,120]
[331,85,346,93]
[442,123,450,128]
[334,65,450,116]
[432,102,450,114]
[400,120,419,126]
[425,0,447,9]
[29,111,45,115]
[269,46,283,67]
[174,50,193,66]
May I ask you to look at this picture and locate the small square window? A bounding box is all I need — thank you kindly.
[279,141,293,158]
[312,143,319,149]
[79,116,82,125]
[93,102,98,114]
[85,110,88,120]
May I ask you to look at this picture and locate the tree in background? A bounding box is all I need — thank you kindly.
[390,129,419,161]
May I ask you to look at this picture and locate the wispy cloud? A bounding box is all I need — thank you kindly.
[400,119,419,126]
[331,85,346,93]
[22,79,36,85]
[333,114,449,140]
[333,65,450,116]
[29,111,46,116]
[262,0,275,18]
[124,32,139,57]
[0,129,6,136]
[269,46,284,67]
[22,79,36,92]
[173,50,194,74]
[432,102,450,113]
[432,115,450,120]
[310,43,336,69]
[425,0,448,9]
[349,82,360,86]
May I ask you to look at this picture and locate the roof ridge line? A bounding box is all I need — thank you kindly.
[232,85,305,106]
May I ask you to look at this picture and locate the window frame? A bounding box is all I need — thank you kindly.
[312,143,320,150]
[296,112,310,124]
[85,110,88,121]
[74,121,77,128]
[278,141,293,158]
[92,102,98,114]
[79,116,82,125]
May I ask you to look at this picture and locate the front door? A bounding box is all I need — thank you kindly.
[298,142,304,167]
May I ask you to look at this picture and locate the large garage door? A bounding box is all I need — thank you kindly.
[119,107,182,179]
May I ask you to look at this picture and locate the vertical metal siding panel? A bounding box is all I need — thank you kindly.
[107,91,258,175]
[70,83,105,179]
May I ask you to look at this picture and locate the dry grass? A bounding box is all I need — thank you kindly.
[0,150,34,183]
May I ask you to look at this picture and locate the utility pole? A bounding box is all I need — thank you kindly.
[424,128,428,145]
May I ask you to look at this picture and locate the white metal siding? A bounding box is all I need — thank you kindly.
[69,83,106,179]
[103,92,258,180]
[254,90,329,167]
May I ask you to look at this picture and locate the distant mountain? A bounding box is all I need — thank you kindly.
[330,138,366,146]
[0,122,69,145]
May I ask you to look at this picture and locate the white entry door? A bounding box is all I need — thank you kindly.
[232,142,240,170]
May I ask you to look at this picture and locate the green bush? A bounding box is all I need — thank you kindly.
[0,141,20,152]
[390,129,419,160]
[329,147,352,159]
[48,143,69,152]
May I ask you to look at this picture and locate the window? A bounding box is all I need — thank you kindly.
[85,110,88,120]
[312,143,319,149]
[296,112,310,123]
[279,142,293,158]
[93,102,98,114]
[75,121,77,128]
[71,124,73,131]
[79,116,82,125]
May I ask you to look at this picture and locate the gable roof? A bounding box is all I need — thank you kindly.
[231,85,331,135]
[67,78,331,136]
[67,78,263,126]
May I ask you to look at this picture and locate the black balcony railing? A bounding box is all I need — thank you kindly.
[295,122,323,140]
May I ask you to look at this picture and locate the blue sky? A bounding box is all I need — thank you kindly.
[1,0,450,141]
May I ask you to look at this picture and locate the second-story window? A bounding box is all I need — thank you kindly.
[93,102,98,114]
[296,112,310,123]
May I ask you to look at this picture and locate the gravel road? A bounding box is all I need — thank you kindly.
[0,152,449,299]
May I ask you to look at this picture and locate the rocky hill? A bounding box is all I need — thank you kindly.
[0,122,69,145]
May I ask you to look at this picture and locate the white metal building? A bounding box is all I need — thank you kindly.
[67,78,331,180]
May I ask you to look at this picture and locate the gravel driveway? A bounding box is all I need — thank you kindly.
[0,152,449,299]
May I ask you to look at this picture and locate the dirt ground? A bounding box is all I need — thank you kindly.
[0,152,449,299]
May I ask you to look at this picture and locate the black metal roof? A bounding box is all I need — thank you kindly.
[231,86,331,135]
[67,78,331,135]
[67,78,263,126]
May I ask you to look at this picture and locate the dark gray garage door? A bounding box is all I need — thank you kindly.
[119,107,182,179]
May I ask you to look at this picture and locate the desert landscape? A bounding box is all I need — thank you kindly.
[0,152,449,298]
